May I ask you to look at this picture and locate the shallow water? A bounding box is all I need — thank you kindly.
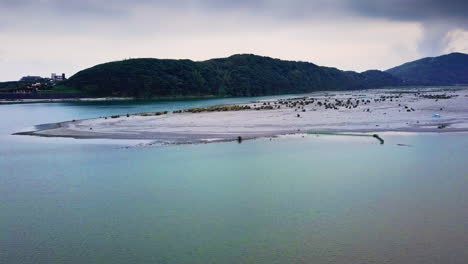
[1,96,467,263]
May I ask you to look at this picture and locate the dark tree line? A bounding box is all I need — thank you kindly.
[65,54,404,98]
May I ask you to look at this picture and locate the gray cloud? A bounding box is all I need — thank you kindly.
[0,0,466,80]
[0,0,130,16]
[2,0,466,26]
[4,0,465,20]
[348,0,468,22]
[347,0,468,55]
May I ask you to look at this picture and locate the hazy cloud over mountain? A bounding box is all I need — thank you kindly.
[0,0,466,81]
[348,0,468,54]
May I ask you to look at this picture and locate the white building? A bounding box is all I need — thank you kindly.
[51,73,66,82]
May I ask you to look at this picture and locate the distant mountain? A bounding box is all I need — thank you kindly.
[64,54,401,98]
[386,52,468,85]
[55,52,468,98]
[359,70,404,89]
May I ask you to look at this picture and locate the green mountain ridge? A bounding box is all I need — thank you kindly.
[3,52,467,98]
[386,52,468,85]
[64,54,403,98]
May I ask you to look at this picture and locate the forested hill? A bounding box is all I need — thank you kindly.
[64,54,402,98]
[386,52,468,85]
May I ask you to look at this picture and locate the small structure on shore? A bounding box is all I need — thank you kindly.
[372,134,385,144]
[307,131,384,144]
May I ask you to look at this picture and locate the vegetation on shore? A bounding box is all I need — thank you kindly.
[0,80,82,98]
[0,81,26,92]
[37,85,82,94]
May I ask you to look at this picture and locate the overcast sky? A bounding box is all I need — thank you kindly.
[0,0,467,81]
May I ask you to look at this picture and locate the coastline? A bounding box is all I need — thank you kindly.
[0,97,135,104]
[0,94,230,104]
[15,88,468,145]
[16,126,468,148]
[2,86,465,105]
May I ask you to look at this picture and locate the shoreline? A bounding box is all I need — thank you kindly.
[15,124,468,140]
[0,95,231,105]
[14,124,468,150]
[0,97,135,104]
[3,86,466,105]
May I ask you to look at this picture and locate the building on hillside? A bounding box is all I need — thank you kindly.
[20,76,43,82]
[13,84,39,94]
[51,73,66,82]
[31,83,42,88]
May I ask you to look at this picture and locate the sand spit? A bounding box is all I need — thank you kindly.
[16,88,468,144]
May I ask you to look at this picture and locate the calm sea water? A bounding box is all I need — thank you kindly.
[1,97,467,264]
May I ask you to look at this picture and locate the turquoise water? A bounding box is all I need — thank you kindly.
[1,98,467,263]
